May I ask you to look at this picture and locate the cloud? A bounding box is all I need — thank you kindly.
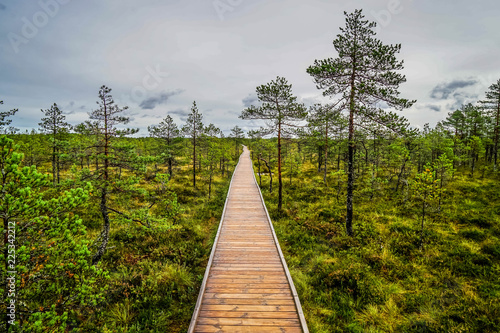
[242,94,259,108]
[447,92,479,111]
[161,108,190,122]
[139,89,184,110]
[226,110,240,116]
[64,101,85,114]
[430,79,478,100]
[0,4,6,10]
[427,104,441,112]
[169,108,189,117]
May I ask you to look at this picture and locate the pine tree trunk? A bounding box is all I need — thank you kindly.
[168,157,173,179]
[318,145,323,172]
[278,121,283,212]
[395,158,408,193]
[346,68,356,237]
[93,187,110,265]
[420,194,426,250]
[209,172,212,199]
[52,143,56,185]
[193,135,196,187]
[337,146,341,171]
[324,126,328,184]
[494,102,499,168]
[56,153,60,184]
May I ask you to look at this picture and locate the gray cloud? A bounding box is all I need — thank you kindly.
[447,92,479,111]
[64,101,85,114]
[139,89,184,110]
[0,4,5,10]
[427,104,441,112]
[242,94,259,108]
[169,108,189,117]
[430,79,478,100]
[226,110,240,116]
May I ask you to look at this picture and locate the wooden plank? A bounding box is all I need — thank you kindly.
[204,288,292,294]
[211,261,282,265]
[201,305,297,312]
[202,298,296,306]
[195,326,301,333]
[204,293,293,299]
[207,278,288,284]
[198,311,298,319]
[205,283,289,289]
[210,267,284,272]
[209,271,285,276]
[196,317,301,327]
[212,264,283,268]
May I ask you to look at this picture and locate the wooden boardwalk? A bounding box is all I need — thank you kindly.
[188,147,308,333]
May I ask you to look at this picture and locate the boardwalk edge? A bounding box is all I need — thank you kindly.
[249,147,310,333]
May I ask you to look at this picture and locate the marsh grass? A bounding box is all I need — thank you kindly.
[257,160,500,332]
[66,162,234,332]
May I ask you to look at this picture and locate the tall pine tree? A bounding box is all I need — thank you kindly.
[39,103,71,185]
[307,9,415,236]
[148,115,181,178]
[240,76,306,212]
[89,86,138,264]
[479,79,500,167]
[183,101,204,187]
[307,103,345,184]
[0,100,18,134]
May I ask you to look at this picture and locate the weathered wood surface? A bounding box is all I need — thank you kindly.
[188,147,308,333]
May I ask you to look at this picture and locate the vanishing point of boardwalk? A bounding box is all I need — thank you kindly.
[188,147,309,333]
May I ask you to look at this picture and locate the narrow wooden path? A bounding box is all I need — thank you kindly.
[188,147,308,333]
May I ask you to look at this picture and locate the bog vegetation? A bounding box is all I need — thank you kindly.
[1,9,499,333]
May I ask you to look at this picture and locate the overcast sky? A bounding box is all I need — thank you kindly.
[1,0,499,136]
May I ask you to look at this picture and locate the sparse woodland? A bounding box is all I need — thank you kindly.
[1,9,499,333]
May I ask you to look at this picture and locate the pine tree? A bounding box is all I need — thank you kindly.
[89,85,138,265]
[183,101,204,188]
[39,103,72,185]
[479,79,500,167]
[203,124,222,199]
[0,100,19,134]
[229,125,245,158]
[148,115,181,178]
[307,103,345,184]
[240,76,306,212]
[307,9,415,236]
